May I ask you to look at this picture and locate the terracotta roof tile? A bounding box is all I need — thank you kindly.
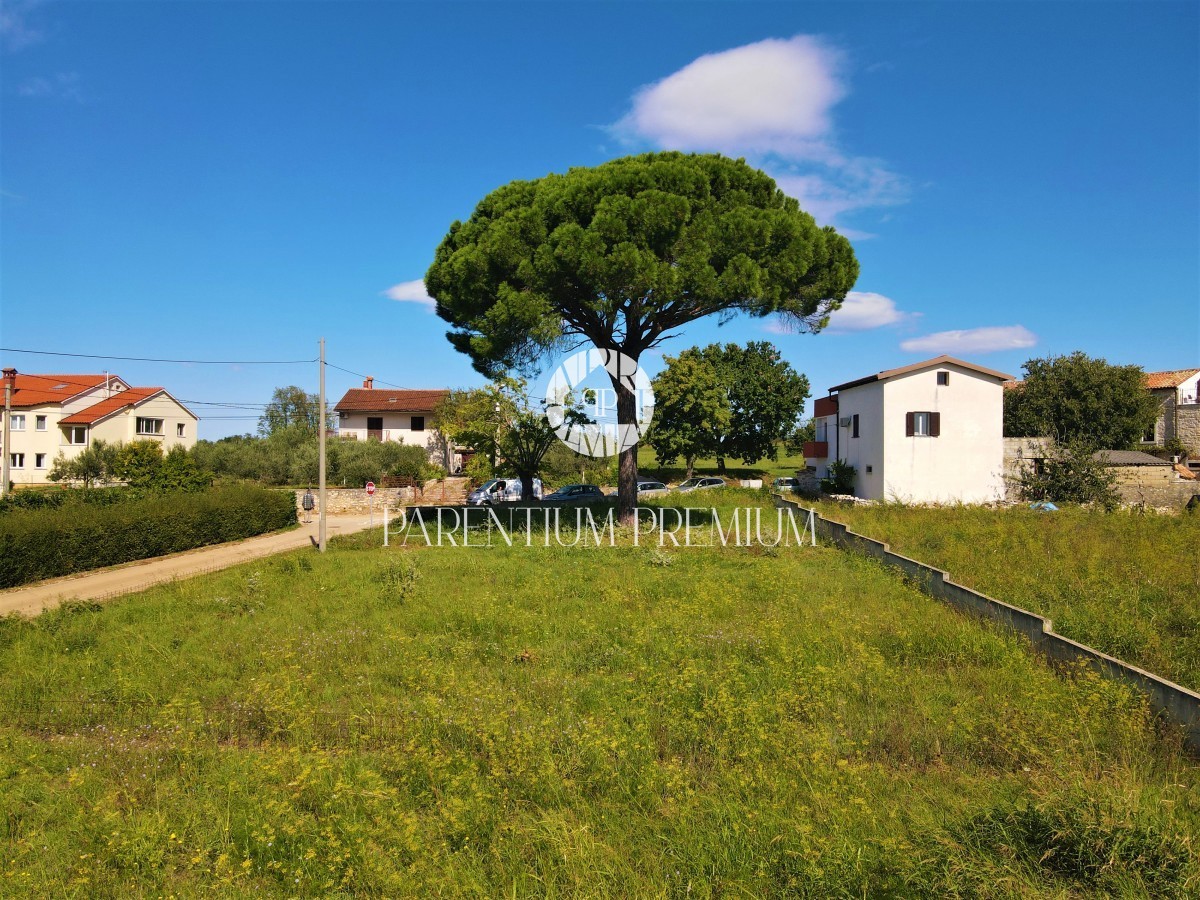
[1145,369,1200,390]
[334,388,448,413]
[60,387,165,425]
[9,374,114,408]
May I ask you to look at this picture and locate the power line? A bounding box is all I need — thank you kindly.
[1,347,317,365]
[324,362,408,388]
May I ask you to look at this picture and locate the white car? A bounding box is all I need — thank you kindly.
[672,477,726,493]
[772,477,801,492]
[466,478,543,506]
[637,480,669,497]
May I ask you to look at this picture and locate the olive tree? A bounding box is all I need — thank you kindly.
[426,152,858,519]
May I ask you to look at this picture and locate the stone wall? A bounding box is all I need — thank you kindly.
[294,487,419,517]
[1002,436,1053,500]
[1108,466,1200,511]
[1176,404,1200,453]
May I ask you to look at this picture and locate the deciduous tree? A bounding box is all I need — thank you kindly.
[258,386,326,437]
[645,342,809,475]
[1004,352,1159,450]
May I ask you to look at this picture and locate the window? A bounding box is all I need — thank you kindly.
[9,453,24,469]
[136,417,164,435]
[936,371,950,386]
[35,415,47,431]
[906,411,941,437]
[10,414,25,431]
[1143,424,1157,443]
[410,416,425,432]
[35,453,47,469]
[851,414,860,439]
[177,423,186,438]
[66,426,87,445]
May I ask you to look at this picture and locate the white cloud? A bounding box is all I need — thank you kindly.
[764,290,916,335]
[900,325,1038,355]
[383,279,436,311]
[616,36,844,156]
[612,35,908,230]
[17,72,81,102]
[825,291,916,332]
[1,0,44,52]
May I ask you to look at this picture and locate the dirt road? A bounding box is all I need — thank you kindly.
[0,515,378,617]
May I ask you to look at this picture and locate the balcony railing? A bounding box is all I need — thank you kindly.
[802,441,829,459]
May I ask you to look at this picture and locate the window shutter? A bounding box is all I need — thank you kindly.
[905,412,915,436]
[930,412,941,437]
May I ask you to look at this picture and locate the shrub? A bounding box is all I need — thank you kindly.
[0,486,296,588]
[820,459,856,495]
[1016,440,1119,509]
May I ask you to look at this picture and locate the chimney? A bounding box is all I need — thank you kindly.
[2,368,15,388]
[363,376,374,389]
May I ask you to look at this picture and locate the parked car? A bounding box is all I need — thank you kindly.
[672,477,726,493]
[466,478,543,506]
[541,484,606,505]
[636,480,669,497]
[772,476,801,492]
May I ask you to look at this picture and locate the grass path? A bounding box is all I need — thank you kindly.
[0,515,374,617]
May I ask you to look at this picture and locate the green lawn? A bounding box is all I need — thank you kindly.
[1,493,1197,897]
[812,501,1200,692]
[636,444,805,482]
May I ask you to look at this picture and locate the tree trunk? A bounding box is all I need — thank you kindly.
[716,456,726,474]
[519,471,535,503]
[686,456,695,480]
[614,376,638,525]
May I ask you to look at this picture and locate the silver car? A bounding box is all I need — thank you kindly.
[672,477,726,493]
[541,484,606,505]
[637,480,669,497]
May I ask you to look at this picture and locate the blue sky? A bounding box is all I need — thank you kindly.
[2,0,1197,439]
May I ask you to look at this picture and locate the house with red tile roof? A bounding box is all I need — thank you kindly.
[333,378,454,468]
[1143,368,1200,451]
[2,369,197,486]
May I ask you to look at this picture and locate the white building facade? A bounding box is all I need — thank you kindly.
[805,356,1012,504]
[2,370,198,487]
[333,379,452,467]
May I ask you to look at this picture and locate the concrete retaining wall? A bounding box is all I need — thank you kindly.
[775,493,1200,754]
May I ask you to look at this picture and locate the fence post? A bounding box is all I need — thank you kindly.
[383,505,389,547]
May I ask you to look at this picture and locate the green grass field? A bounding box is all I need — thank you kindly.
[636,445,806,482]
[1,493,1197,897]
[811,502,1200,692]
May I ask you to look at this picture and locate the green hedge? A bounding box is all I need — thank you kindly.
[0,487,133,515]
[0,486,296,588]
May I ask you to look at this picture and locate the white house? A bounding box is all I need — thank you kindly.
[2,369,198,486]
[334,378,453,466]
[1142,368,1199,450]
[804,356,1013,504]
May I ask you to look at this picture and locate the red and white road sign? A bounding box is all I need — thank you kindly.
[365,481,376,495]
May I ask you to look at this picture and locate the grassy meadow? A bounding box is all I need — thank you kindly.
[812,502,1200,692]
[636,445,807,483]
[1,493,1198,897]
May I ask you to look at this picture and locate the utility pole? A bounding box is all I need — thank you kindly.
[0,368,14,499]
[318,338,327,552]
